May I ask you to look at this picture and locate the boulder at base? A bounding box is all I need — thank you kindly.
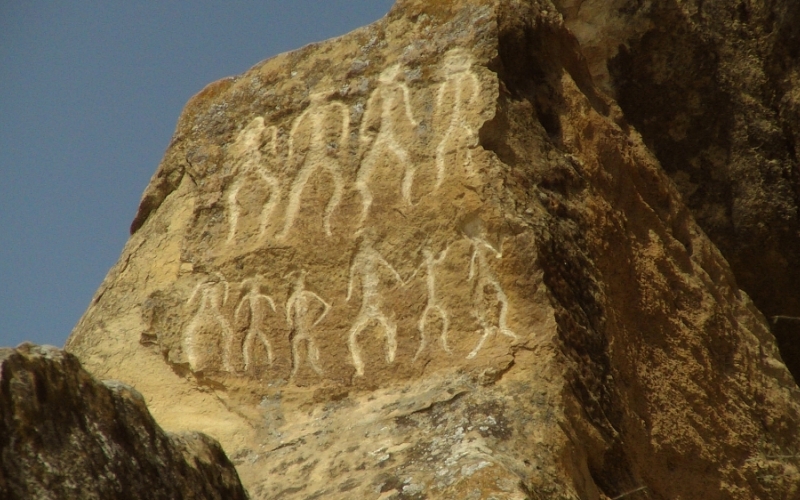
[0,343,248,500]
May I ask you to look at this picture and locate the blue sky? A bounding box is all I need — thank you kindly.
[0,1,395,348]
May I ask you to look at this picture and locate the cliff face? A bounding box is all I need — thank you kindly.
[66,0,800,498]
[553,0,800,380]
[0,343,248,500]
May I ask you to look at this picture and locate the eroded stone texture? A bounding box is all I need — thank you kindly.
[67,0,800,498]
[551,0,800,380]
[0,343,248,500]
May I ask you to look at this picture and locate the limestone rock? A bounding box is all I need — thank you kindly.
[0,343,248,500]
[67,0,800,498]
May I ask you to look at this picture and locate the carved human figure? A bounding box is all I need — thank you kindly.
[466,236,516,359]
[234,276,277,372]
[183,274,234,372]
[226,117,281,245]
[414,246,451,360]
[278,91,349,239]
[346,235,404,376]
[285,271,331,379]
[435,49,482,188]
[355,64,419,226]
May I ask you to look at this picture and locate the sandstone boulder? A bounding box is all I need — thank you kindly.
[67,0,800,498]
[0,343,248,500]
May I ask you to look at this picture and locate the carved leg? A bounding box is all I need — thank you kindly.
[307,339,323,375]
[257,174,281,243]
[435,306,451,353]
[323,167,344,236]
[290,332,303,379]
[243,329,255,372]
[467,327,492,360]
[348,315,370,376]
[278,162,316,239]
[219,319,235,373]
[414,306,432,361]
[226,180,244,245]
[379,314,398,364]
[257,329,274,366]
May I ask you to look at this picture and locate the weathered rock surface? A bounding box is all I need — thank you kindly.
[0,343,248,500]
[67,0,800,498]
[553,0,800,380]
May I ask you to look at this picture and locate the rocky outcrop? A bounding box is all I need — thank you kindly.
[552,0,800,381]
[66,0,800,498]
[0,343,248,500]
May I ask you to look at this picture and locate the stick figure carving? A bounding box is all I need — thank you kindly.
[278,91,349,239]
[466,236,516,359]
[235,276,277,372]
[346,235,404,376]
[183,273,234,372]
[226,117,281,245]
[414,246,451,360]
[355,64,418,226]
[435,49,482,188]
[285,271,330,379]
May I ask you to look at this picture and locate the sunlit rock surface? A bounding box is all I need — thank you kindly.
[67,0,800,498]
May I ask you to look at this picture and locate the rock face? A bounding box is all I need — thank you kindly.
[67,0,800,498]
[0,343,248,500]
[553,0,800,380]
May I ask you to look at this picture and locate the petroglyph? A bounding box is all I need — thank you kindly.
[435,49,482,187]
[414,246,451,360]
[178,54,503,377]
[183,274,234,372]
[226,118,281,245]
[356,64,418,225]
[346,235,405,376]
[278,92,349,239]
[466,236,516,359]
[286,271,331,378]
[235,276,278,371]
